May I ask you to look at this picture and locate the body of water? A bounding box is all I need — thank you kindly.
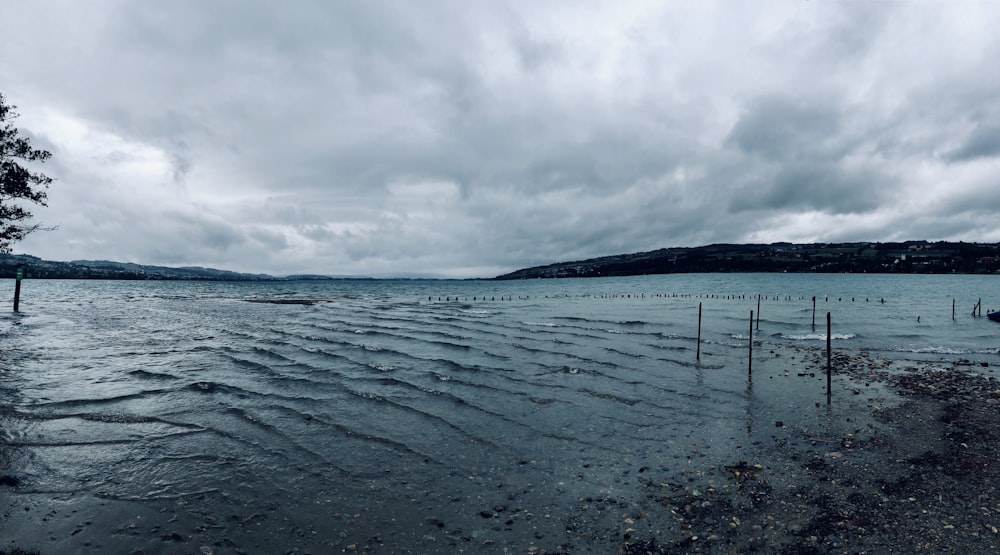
[1,273,998,552]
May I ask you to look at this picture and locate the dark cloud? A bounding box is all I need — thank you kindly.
[728,162,887,215]
[947,124,1000,162]
[727,96,842,161]
[5,1,1000,275]
[724,95,891,215]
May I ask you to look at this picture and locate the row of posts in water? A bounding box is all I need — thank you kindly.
[428,292,988,318]
[429,293,886,302]
[426,291,845,402]
[714,304,834,402]
[427,292,843,400]
[428,292,991,404]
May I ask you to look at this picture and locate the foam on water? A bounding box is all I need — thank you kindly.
[779,332,858,341]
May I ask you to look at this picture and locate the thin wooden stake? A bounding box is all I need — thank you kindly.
[13,265,23,313]
[756,294,761,331]
[812,296,816,329]
[826,312,832,403]
[696,302,702,361]
[748,310,754,375]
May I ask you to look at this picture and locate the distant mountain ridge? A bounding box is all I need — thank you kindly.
[494,241,1000,279]
[6,241,1000,281]
[0,254,275,280]
[0,254,355,280]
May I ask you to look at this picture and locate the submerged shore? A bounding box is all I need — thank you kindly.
[3,347,1000,554]
[619,351,1000,554]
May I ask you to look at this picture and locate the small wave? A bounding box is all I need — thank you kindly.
[582,389,640,406]
[460,309,495,316]
[781,333,858,341]
[423,338,473,351]
[22,389,171,409]
[75,412,197,426]
[653,343,690,352]
[225,355,275,373]
[886,345,987,355]
[128,369,178,380]
[906,346,967,355]
[8,438,140,447]
[522,321,560,327]
[186,381,259,397]
[188,381,221,392]
[537,365,601,377]
[250,345,295,362]
[511,343,550,354]
[605,347,643,358]
[554,316,589,322]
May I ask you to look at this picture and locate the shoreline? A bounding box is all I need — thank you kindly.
[4,351,1000,553]
[619,351,1000,554]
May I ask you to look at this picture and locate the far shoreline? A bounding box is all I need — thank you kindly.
[7,240,1000,281]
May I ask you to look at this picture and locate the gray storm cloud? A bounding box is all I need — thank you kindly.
[2,0,1000,277]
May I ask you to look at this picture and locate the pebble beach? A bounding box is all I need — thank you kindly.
[619,351,1000,554]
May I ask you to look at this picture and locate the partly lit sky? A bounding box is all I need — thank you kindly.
[3,1,1000,277]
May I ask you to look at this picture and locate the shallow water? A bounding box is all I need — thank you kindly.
[1,274,998,552]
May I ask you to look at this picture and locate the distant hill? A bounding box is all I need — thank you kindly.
[7,241,998,281]
[494,241,1000,279]
[0,254,441,280]
[0,254,360,281]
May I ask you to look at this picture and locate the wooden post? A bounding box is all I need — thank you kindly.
[756,294,761,331]
[13,265,23,313]
[826,312,832,403]
[696,302,702,361]
[748,310,754,375]
[953,299,956,321]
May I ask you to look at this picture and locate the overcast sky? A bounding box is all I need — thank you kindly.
[3,1,1000,277]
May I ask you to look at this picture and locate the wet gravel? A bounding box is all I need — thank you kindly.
[615,351,1000,554]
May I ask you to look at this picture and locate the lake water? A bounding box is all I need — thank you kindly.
[1,274,998,553]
